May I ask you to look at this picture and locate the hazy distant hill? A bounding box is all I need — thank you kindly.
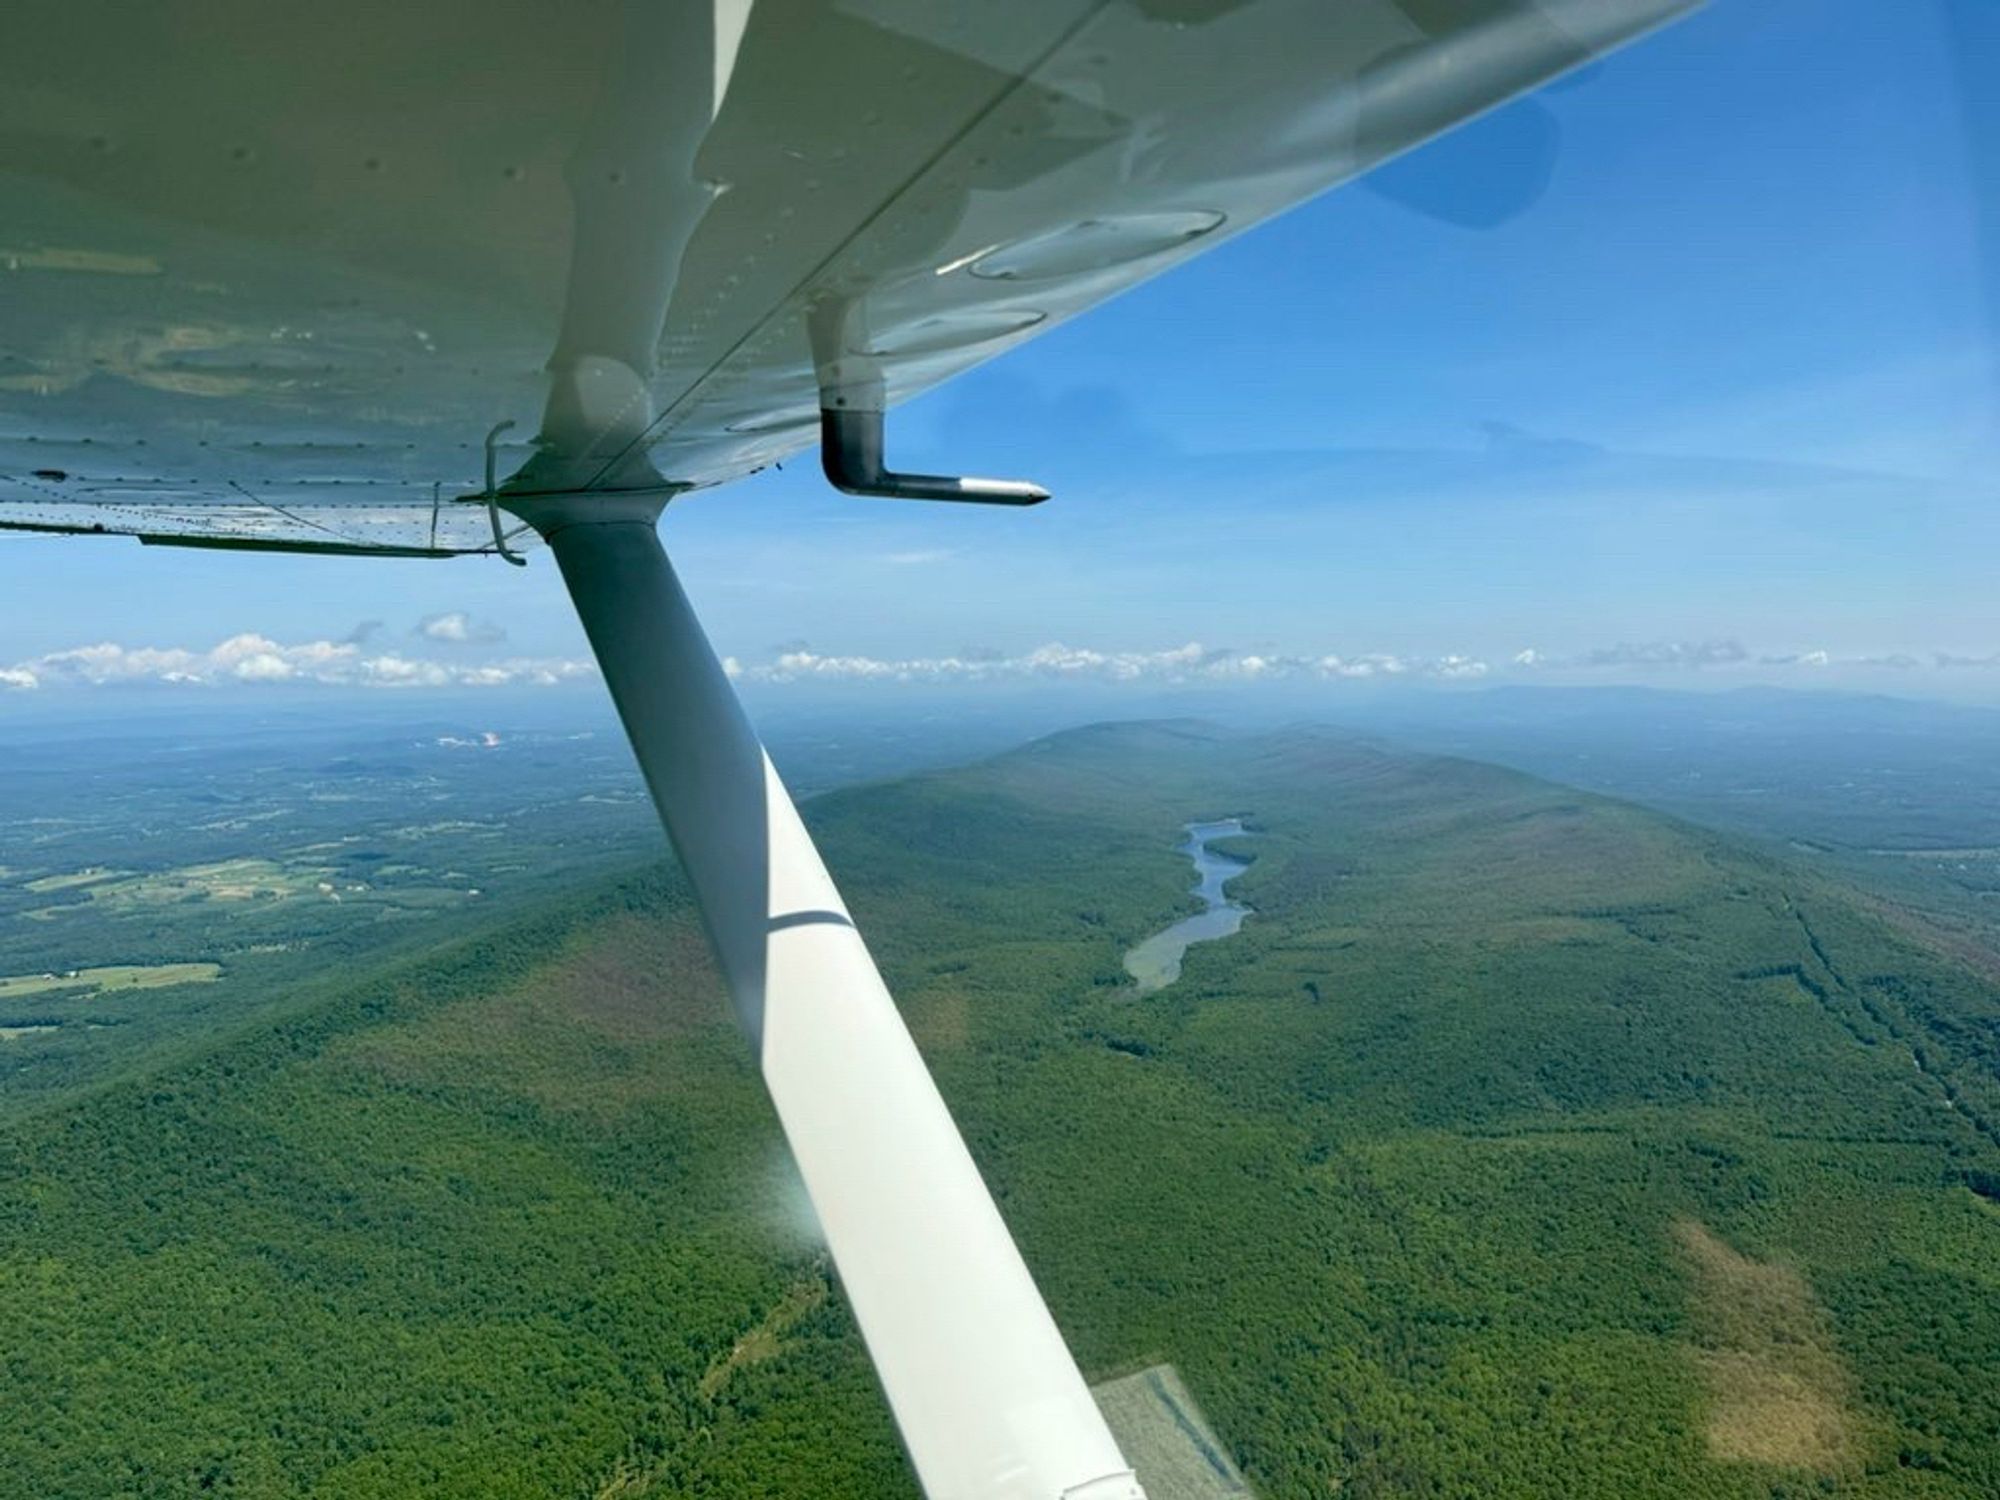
[4,723,1997,1498]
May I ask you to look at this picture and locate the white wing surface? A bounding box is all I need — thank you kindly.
[0,0,1699,545]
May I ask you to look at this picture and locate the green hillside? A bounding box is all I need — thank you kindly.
[4,723,1998,1498]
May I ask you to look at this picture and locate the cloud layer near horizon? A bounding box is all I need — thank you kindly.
[727,643,1490,685]
[2,632,1993,694]
[0,633,596,691]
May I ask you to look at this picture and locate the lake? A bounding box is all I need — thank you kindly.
[1122,818,1252,994]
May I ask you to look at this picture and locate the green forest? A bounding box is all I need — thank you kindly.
[3,721,1998,1497]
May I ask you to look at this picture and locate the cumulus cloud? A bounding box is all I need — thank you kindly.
[1313,654,1398,679]
[1511,641,1981,675]
[3,633,594,691]
[17,628,1974,698]
[1582,639,1750,669]
[18,631,1463,695]
[342,619,385,645]
[1510,639,1753,671]
[417,611,507,646]
[739,641,1488,686]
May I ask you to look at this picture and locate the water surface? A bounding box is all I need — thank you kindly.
[1123,819,1251,993]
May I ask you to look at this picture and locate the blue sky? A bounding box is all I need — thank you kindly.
[2,0,1994,705]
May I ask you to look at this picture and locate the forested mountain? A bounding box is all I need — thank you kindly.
[5,722,1997,1497]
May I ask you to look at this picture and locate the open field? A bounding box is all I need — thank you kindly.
[22,868,128,893]
[0,962,222,1001]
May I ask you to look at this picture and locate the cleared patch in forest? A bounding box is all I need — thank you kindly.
[1092,1363,1251,1498]
[1674,1220,1860,1473]
[909,987,972,1052]
[698,1272,830,1400]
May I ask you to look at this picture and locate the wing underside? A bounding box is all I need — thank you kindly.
[0,0,1699,551]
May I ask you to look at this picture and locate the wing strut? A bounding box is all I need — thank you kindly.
[510,494,1143,1500]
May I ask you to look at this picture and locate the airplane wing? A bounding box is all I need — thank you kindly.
[0,4,1702,1497]
[0,0,1698,545]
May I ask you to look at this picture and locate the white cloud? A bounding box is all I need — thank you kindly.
[1586,639,1750,670]
[14,629,1977,698]
[740,641,1489,686]
[359,653,450,688]
[232,652,295,682]
[881,549,955,567]
[417,611,507,645]
[2,634,595,691]
[1513,641,1976,675]
[1512,639,1753,671]
[735,638,1985,688]
[1318,654,1407,679]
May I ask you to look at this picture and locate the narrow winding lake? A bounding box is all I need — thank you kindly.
[1123,818,1252,993]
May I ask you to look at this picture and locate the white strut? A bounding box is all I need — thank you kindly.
[509,495,1144,1500]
